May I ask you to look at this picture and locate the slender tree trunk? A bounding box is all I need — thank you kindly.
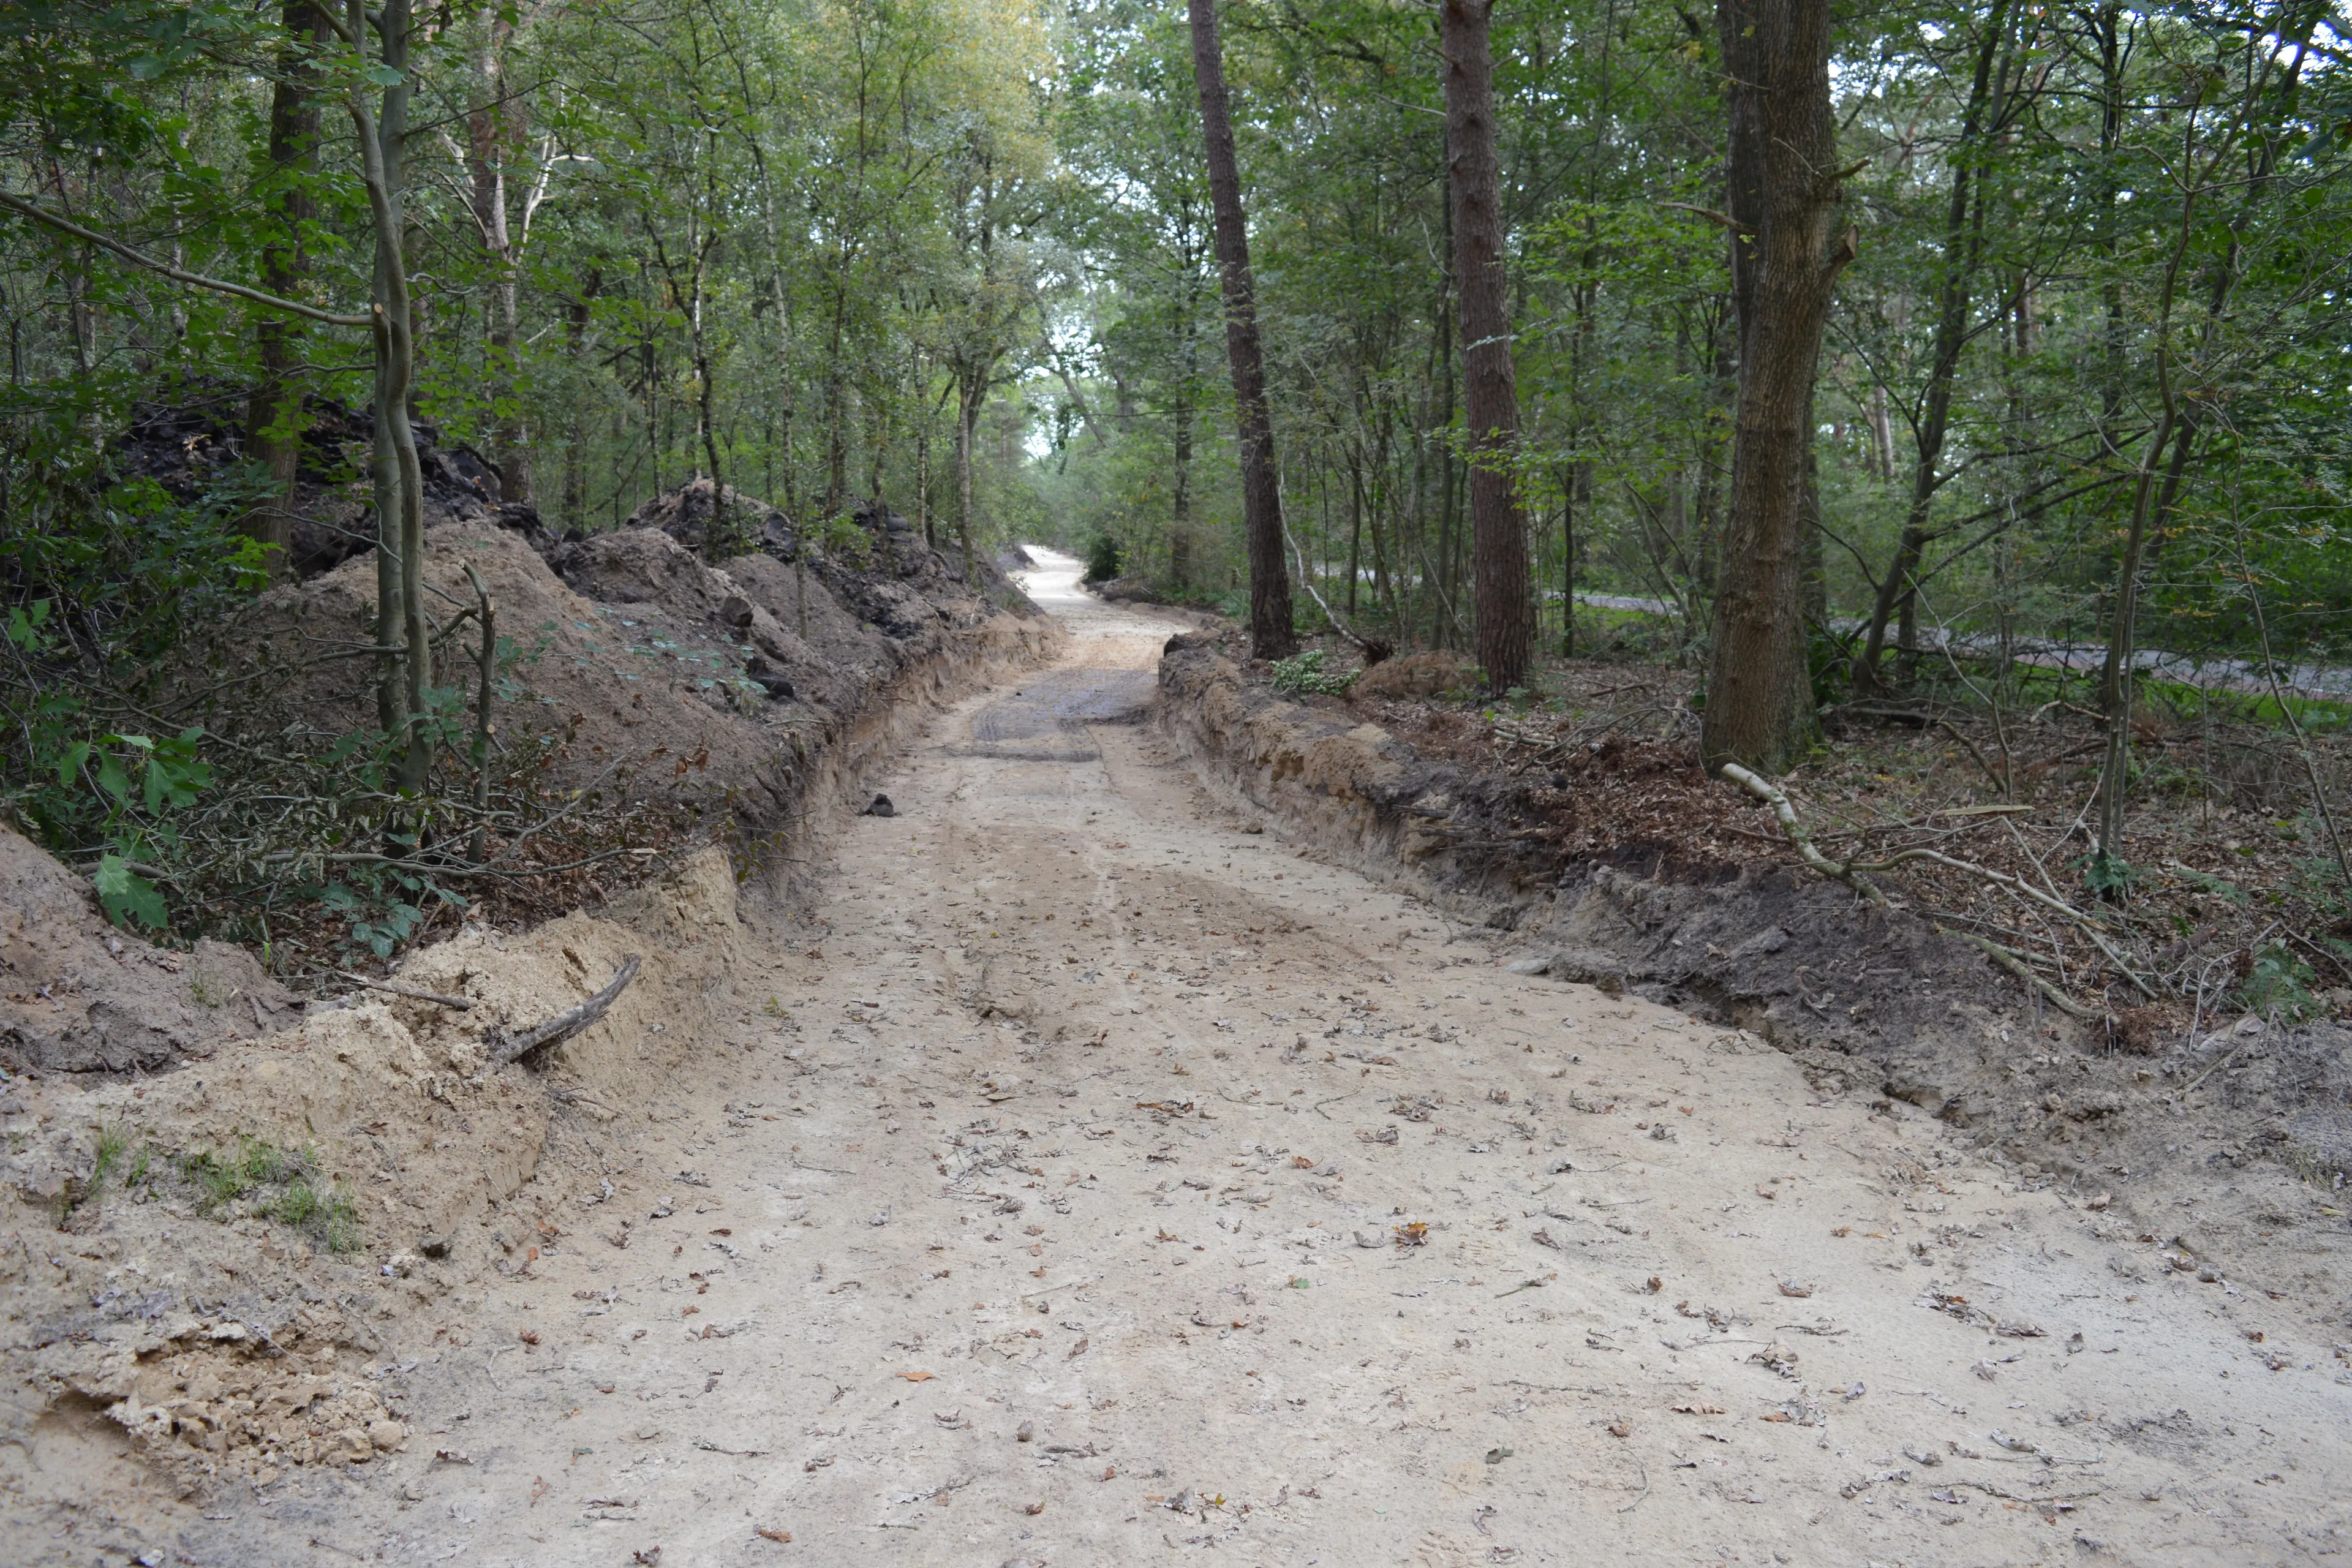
[348,0,428,788]
[1855,0,2011,694]
[2094,20,2313,875]
[1698,0,1856,775]
[1441,0,1531,692]
[1864,382,1894,480]
[916,410,932,549]
[1185,0,1294,659]
[467,5,529,501]
[247,0,327,578]
[1169,371,1196,589]
[956,364,981,586]
[560,268,598,533]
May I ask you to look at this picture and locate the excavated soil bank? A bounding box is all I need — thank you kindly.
[4,555,2348,1567]
[1155,631,2352,1267]
[0,500,1059,1530]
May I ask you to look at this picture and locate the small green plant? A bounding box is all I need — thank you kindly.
[57,1121,136,1227]
[172,1138,362,1251]
[812,510,875,567]
[2238,940,2319,1022]
[91,1122,130,1191]
[1270,648,1356,696]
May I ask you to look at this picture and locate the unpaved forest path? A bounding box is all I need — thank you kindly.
[213,552,2345,1567]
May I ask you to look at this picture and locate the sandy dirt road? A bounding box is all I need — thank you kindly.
[188,551,2347,1567]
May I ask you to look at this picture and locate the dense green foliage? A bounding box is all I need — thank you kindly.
[4,0,2350,933]
[1046,0,2352,682]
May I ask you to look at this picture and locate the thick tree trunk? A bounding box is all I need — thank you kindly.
[1185,0,1294,660]
[1698,0,1855,776]
[1441,0,1531,693]
[246,0,328,577]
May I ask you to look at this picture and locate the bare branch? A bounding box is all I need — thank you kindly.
[0,191,372,326]
[489,955,641,1067]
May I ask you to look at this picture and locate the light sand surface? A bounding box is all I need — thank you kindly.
[191,549,2348,1566]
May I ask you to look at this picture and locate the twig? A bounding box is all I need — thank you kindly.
[2182,1014,2268,1095]
[0,189,374,326]
[335,971,472,1010]
[1935,718,2011,797]
[1936,926,2107,1021]
[1616,1457,1649,1513]
[1714,763,1887,904]
[489,956,642,1066]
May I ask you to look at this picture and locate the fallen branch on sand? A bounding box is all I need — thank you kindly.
[489,955,641,1066]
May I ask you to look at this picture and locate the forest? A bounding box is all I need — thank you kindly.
[3,0,2351,943]
[10,5,2352,1554]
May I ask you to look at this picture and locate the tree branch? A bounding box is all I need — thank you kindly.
[0,191,372,326]
[489,955,641,1066]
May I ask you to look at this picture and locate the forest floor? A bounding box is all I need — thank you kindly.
[30,553,2351,1567]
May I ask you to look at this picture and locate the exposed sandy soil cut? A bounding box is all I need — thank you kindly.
[9,553,2349,1567]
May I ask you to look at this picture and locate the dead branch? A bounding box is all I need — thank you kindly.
[1715,763,1887,904]
[1937,927,2109,1022]
[336,970,472,1009]
[489,955,641,1067]
[1281,516,1392,662]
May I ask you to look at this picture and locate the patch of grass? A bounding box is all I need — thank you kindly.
[171,1138,363,1253]
[91,1122,130,1193]
[1270,648,1356,696]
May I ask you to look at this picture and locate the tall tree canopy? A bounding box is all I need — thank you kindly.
[6,0,2352,828]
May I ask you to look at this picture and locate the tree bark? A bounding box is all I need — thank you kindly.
[347,0,428,787]
[956,364,981,586]
[1855,0,2011,694]
[1186,0,1294,660]
[246,0,329,578]
[466,4,529,501]
[1698,0,1855,776]
[1441,0,1531,693]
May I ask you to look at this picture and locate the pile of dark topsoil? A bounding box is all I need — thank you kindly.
[5,397,1055,1077]
[1159,632,2352,1297]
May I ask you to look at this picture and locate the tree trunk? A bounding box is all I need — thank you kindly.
[1441,0,1531,693]
[1855,0,2010,695]
[956,365,980,586]
[467,4,529,501]
[246,0,327,578]
[1698,0,1855,776]
[1169,375,1194,589]
[1185,0,1294,660]
[560,268,598,532]
[348,0,428,789]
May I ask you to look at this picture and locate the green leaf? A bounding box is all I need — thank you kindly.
[95,752,133,807]
[363,62,405,86]
[94,853,168,930]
